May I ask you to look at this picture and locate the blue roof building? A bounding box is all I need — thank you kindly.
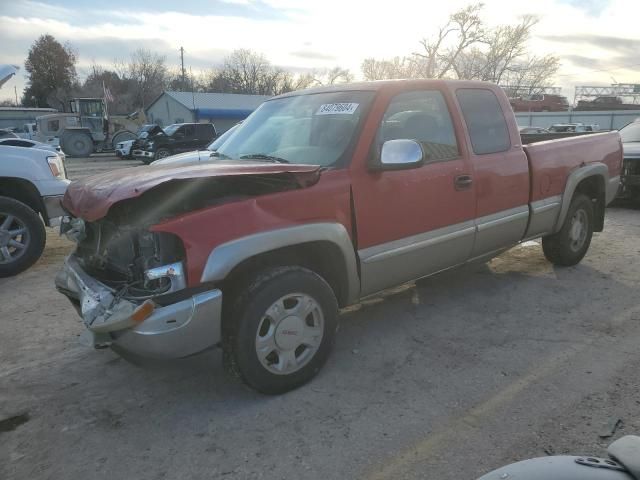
[145,91,271,133]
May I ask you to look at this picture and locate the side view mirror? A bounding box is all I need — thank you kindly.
[371,139,424,171]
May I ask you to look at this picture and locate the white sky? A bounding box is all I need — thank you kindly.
[1,0,639,103]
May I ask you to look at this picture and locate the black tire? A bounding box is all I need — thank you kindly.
[223,266,339,394]
[62,131,93,157]
[154,148,171,161]
[111,130,136,149]
[542,193,594,266]
[0,197,46,277]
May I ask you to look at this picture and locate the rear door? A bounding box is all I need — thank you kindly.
[197,124,216,147]
[176,124,196,153]
[454,88,530,258]
[352,88,477,296]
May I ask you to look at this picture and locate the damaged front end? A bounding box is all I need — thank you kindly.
[55,216,223,357]
[55,162,321,358]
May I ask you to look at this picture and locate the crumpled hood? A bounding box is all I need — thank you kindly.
[63,161,321,221]
[623,142,640,158]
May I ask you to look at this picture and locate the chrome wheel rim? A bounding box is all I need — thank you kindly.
[568,209,588,252]
[0,213,30,264]
[255,293,324,375]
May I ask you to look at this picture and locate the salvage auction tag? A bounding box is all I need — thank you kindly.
[316,103,359,115]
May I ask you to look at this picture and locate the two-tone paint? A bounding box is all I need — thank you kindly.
[58,79,623,359]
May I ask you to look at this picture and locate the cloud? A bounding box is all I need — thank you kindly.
[289,50,337,61]
[556,0,609,16]
[541,34,640,56]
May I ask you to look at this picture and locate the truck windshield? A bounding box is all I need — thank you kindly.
[216,91,375,167]
[620,122,640,142]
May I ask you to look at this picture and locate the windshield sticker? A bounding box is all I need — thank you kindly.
[316,103,359,115]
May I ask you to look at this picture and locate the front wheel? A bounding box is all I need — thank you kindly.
[154,148,171,160]
[542,193,594,266]
[223,266,339,394]
[62,131,93,157]
[0,197,46,277]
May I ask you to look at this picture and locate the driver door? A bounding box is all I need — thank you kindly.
[351,89,476,296]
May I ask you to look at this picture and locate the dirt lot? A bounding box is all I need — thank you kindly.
[1,155,640,479]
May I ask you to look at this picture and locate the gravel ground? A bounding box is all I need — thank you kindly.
[1,156,639,480]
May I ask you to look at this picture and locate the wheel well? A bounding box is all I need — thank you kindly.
[221,241,350,307]
[0,178,45,219]
[575,175,605,231]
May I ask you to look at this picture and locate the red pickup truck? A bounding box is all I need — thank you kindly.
[56,80,622,394]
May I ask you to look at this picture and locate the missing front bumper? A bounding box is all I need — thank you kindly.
[55,255,223,359]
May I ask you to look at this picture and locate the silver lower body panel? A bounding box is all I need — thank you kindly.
[55,255,223,359]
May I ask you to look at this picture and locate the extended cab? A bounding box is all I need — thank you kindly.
[56,80,622,394]
[1,145,69,276]
[134,123,216,163]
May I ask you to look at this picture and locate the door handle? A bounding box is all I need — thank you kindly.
[454,174,473,190]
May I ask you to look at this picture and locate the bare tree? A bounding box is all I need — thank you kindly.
[499,55,561,95]
[413,3,485,78]
[203,49,352,95]
[477,15,538,83]
[361,56,420,80]
[213,49,278,95]
[127,49,168,109]
[361,3,559,91]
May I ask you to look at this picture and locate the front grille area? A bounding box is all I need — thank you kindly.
[622,158,640,186]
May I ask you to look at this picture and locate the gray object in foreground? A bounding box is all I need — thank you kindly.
[477,435,640,480]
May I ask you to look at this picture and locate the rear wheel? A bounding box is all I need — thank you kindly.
[542,193,594,266]
[223,266,339,394]
[62,131,93,157]
[0,197,46,277]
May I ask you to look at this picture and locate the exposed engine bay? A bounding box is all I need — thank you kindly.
[61,174,308,299]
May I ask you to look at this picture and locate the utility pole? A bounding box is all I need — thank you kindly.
[14,86,18,106]
[180,46,186,91]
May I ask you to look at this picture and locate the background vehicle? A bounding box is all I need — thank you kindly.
[575,96,640,111]
[151,123,240,166]
[0,137,65,158]
[116,124,163,159]
[518,126,550,134]
[0,128,19,139]
[619,119,640,200]
[510,93,569,112]
[34,98,137,157]
[16,123,37,140]
[134,122,216,163]
[57,79,621,394]
[478,435,640,479]
[0,145,69,276]
[549,123,599,133]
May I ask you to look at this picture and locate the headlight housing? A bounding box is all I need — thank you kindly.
[47,154,66,179]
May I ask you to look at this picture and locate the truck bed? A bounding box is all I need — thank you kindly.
[522,131,622,204]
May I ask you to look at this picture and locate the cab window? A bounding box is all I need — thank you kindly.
[456,88,511,155]
[377,90,459,161]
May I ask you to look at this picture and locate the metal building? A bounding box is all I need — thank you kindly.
[145,91,271,133]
